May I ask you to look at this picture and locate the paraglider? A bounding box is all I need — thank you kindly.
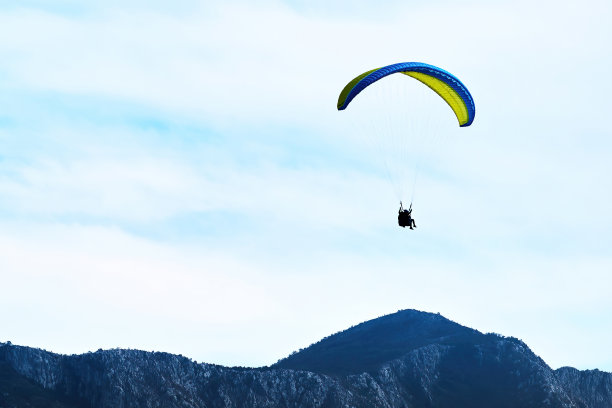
[398,202,416,229]
[337,62,475,229]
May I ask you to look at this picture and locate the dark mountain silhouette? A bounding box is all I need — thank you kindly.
[1,309,611,408]
[273,309,481,376]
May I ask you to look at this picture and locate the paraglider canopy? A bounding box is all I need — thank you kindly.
[337,62,475,127]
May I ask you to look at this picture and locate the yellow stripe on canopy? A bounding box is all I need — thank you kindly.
[402,71,469,126]
[337,67,380,110]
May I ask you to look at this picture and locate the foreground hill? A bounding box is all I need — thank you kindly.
[1,309,611,408]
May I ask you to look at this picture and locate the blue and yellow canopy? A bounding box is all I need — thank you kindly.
[337,62,475,127]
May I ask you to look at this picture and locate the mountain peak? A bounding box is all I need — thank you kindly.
[273,309,481,376]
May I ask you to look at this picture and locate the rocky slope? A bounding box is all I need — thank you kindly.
[555,366,612,408]
[1,309,610,408]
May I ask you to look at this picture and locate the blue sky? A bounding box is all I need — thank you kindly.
[1,0,611,371]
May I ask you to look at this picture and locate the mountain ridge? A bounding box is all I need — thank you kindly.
[1,309,611,408]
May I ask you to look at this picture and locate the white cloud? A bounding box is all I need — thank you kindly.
[1,0,606,126]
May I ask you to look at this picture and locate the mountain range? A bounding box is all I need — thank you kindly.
[1,309,611,408]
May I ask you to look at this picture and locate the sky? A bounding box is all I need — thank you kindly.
[1,0,611,371]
